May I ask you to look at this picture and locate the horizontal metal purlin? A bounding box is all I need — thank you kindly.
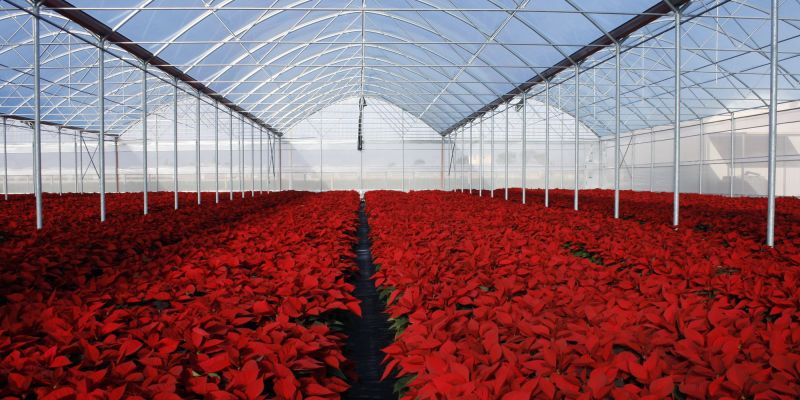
[2,114,104,135]
[440,0,691,137]
[39,0,284,137]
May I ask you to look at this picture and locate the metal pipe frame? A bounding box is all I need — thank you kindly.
[522,93,527,205]
[469,122,473,194]
[250,122,255,197]
[278,136,282,191]
[614,44,621,218]
[490,110,494,198]
[260,126,264,194]
[574,63,580,211]
[240,117,244,198]
[479,115,483,197]
[729,112,735,198]
[214,101,219,203]
[504,103,509,200]
[672,7,681,227]
[766,0,779,247]
[98,37,106,222]
[173,77,179,210]
[142,62,148,214]
[33,2,43,228]
[2,118,7,200]
[73,128,78,194]
[229,108,234,200]
[545,79,551,207]
[196,90,201,205]
[57,127,62,195]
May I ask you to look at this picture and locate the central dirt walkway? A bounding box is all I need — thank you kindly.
[344,199,397,399]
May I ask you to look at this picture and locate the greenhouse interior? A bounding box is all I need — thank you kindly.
[1,0,799,399]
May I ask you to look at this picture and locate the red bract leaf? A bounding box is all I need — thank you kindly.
[501,390,531,400]
[49,355,71,368]
[649,376,674,397]
[199,353,231,374]
[158,338,180,354]
[7,372,32,391]
[552,375,580,396]
[588,368,613,399]
[246,378,264,400]
[274,375,298,399]
[101,322,124,335]
[153,393,183,400]
[253,300,271,314]
[41,387,76,400]
[119,339,143,359]
[305,383,335,396]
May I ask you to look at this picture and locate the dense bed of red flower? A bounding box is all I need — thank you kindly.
[495,188,800,252]
[0,191,360,399]
[367,190,800,399]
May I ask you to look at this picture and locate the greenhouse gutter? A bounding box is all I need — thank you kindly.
[39,0,284,137]
[441,0,690,137]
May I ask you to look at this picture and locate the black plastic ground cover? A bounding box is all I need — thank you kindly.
[344,200,397,399]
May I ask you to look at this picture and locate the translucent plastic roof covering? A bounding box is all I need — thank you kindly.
[1,0,799,138]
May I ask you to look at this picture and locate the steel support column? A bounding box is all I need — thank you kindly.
[114,137,119,193]
[173,77,179,210]
[766,0,779,247]
[239,118,244,199]
[98,38,106,222]
[250,123,255,197]
[545,80,551,207]
[699,119,704,195]
[504,103,509,200]
[33,3,43,228]
[574,64,580,211]
[479,116,483,197]
[229,111,233,200]
[260,126,263,194]
[142,63,148,214]
[278,136,283,191]
[469,123,473,194]
[214,102,219,203]
[73,130,78,194]
[730,113,735,197]
[490,111,494,198]
[2,118,7,200]
[196,91,201,205]
[672,9,682,227]
[58,128,62,195]
[522,93,527,204]
[614,44,621,218]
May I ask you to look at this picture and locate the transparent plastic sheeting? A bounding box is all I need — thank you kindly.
[3,97,800,196]
[2,1,800,139]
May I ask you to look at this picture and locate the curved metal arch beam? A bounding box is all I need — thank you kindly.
[253,63,464,129]
[274,76,459,131]
[262,69,453,131]
[183,4,517,87]
[262,64,459,122]
[244,48,469,116]
[254,60,466,129]
[258,67,449,132]
[206,23,506,112]
[177,7,517,111]
[281,90,446,134]
[246,50,473,123]
[39,59,190,127]
[217,27,479,103]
